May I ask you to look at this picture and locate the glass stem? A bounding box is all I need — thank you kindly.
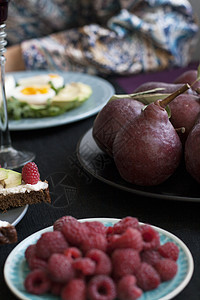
[0,23,11,151]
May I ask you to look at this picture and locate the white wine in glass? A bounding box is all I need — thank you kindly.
[0,0,35,169]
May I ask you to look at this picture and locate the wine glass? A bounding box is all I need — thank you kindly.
[0,0,35,169]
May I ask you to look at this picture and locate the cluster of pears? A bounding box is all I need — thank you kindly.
[93,69,200,186]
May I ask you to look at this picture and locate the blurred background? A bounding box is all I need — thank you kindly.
[190,0,200,61]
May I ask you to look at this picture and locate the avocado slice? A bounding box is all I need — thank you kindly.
[77,83,92,103]
[3,170,22,188]
[50,82,92,109]
[0,168,8,181]
[50,83,79,109]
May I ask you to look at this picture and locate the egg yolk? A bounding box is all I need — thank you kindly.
[49,74,59,78]
[21,86,49,95]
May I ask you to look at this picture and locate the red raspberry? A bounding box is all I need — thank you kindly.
[117,275,143,300]
[135,262,160,291]
[81,232,108,253]
[24,269,51,295]
[87,275,117,300]
[61,279,87,300]
[25,244,36,263]
[86,249,112,275]
[47,253,75,283]
[107,217,139,235]
[28,255,48,271]
[36,231,68,260]
[141,249,162,266]
[111,248,141,278]
[22,162,40,184]
[107,228,143,253]
[85,221,107,235]
[73,257,96,276]
[63,247,82,261]
[53,216,77,232]
[50,282,64,296]
[158,242,179,261]
[154,258,178,281]
[139,225,160,250]
[62,220,89,247]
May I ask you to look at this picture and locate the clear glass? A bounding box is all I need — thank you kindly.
[0,22,35,169]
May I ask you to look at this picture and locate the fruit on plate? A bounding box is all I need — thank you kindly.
[169,94,200,143]
[185,117,200,183]
[91,65,200,185]
[92,98,144,156]
[23,216,179,299]
[113,85,189,186]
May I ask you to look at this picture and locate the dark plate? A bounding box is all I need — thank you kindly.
[77,128,200,201]
[0,205,28,226]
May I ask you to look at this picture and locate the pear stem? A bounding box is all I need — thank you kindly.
[175,127,185,134]
[159,83,190,108]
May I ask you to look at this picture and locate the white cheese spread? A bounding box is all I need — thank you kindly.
[0,181,48,196]
[0,220,10,227]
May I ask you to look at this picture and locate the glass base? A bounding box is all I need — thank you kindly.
[0,146,35,169]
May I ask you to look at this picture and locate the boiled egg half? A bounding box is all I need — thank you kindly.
[10,85,56,105]
[0,75,16,100]
[17,74,64,89]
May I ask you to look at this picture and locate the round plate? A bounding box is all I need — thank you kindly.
[77,128,200,201]
[0,205,28,226]
[8,71,115,131]
[4,218,193,300]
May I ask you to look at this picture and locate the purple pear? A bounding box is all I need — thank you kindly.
[185,117,200,183]
[169,94,200,143]
[174,70,200,93]
[133,81,195,95]
[92,98,144,156]
[113,86,189,186]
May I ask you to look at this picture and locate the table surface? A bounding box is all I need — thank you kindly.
[1,63,200,300]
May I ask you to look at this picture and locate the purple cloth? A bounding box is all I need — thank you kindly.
[115,62,199,93]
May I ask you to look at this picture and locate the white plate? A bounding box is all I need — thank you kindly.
[4,218,194,300]
[7,71,115,131]
[0,205,28,226]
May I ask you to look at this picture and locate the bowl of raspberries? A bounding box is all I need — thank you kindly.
[4,216,194,300]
